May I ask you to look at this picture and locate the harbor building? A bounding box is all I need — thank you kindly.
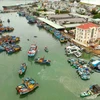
[74,22,100,47]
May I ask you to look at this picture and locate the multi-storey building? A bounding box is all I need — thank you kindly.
[75,22,100,46]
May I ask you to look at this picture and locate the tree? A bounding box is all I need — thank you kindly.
[93,13,100,19]
[76,0,80,2]
[69,0,80,3]
[91,8,98,15]
[55,10,59,14]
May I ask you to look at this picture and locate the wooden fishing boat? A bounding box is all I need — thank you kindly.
[34,57,51,65]
[18,63,27,75]
[54,30,62,39]
[28,44,37,57]
[80,84,100,98]
[16,78,39,95]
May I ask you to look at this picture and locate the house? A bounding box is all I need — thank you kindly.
[75,22,100,46]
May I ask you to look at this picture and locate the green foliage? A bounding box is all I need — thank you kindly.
[55,10,59,14]
[66,28,71,31]
[55,10,70,14]
[37,8,47,11]
[93,13,100,19]
[33,11,40,17]
[69,0,80,3]
[60,10,70,14]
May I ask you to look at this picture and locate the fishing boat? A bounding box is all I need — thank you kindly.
[16,78,39,95]
[60,37,65,43]
[54,30,62,39]
[28,44,37,57]
[80,84,100,98]
[5,44,21,54]
[0,46,5,52]
[7,19,10,23]
[74,51,82,58]
[6,48,14,54]
[28,19,36,24]
[13,45,21,52]
[60,37,68,43]
[44,46,48,52]
[34,57,51,65]
[26,16,36,24]
[76,67,90,80]
[18,11,25,16]
[18,63,27,75]
[37,21,44,28]
[49,28,55,34]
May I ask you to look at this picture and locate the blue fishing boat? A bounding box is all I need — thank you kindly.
[28,44,38,57]
[18,63,27,75]
[54,30,62,39]
[18,11,25,16]
[34,57,51,65]
[16,78,39,95]
[49,28,55,34]
[28,19,36,24]
[0,46,5,52]
[26,16,36,24]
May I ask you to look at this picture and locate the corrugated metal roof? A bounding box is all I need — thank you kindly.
[63,24,81,28]
[38,17,64,29]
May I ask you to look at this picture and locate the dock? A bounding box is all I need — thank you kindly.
[38,17,65,30]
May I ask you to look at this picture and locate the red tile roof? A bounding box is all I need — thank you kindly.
[77,22,98,29]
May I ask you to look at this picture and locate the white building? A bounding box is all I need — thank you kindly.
[75,22,100,46]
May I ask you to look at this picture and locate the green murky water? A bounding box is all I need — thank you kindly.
[0,13,100,100]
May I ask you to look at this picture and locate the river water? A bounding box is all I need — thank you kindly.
[0,1,100,100]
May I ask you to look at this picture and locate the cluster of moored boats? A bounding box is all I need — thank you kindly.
[67,57,100,98]
[0,20,14,34]
[17,12,37,24]
[0,35,21,54]
[17,12,68,43]
[37,21,68,43]
[67,58,94,80]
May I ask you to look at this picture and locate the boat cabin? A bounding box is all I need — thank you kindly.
[90,60,100,70]
[91,84,100,94]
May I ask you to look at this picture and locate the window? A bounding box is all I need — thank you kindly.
[91,29,94,38]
